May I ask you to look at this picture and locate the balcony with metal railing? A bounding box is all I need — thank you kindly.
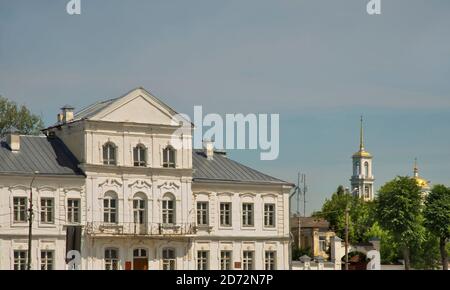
[85,222,197,237]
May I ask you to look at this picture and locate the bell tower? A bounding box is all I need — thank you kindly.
[350,116,374,201]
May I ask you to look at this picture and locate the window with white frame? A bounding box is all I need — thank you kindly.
[196,202,209,226]
[220,202,232,227]
[243,251,254,270]
[220,251,232,270]
[133,196,146,224]
[41,250,54,270]
[103,194,117,223]
[13,197,27,223]
[40,198,54,224]
[103,142,116,165]
[13,250,27,270]
[319,236,327,252]
[162,146,176,168]
[133,144,147,167]
[197,251,209,270]
[105,248,119,270]
[162,194,175,225]
[264,203,276,227]
[242,203,254,227]
[67,199,80,223]
[264,251,276,270]
[162,248,176,270]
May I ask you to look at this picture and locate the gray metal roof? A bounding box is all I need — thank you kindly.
[0,136,83,176]
[192,150,292,185]
[74,98,118,121]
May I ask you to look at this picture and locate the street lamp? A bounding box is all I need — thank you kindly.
[344,187,358,270]
[27,170,39,270]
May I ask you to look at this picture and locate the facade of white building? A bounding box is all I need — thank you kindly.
[0,87,293,270]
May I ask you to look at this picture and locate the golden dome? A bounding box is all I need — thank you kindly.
[414,177,429,188]
[352,150,372,158]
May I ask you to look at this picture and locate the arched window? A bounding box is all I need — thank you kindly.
[364,185,370,199]
[103,142,116,165]
[105,248,119,270]
[133,193,146,224]
[133,144,147,167]
[355,161,360,176]
[163,146,176,168]
[104,192,118,223]
[364,162,369,177]
[162,193,175,224]
[162,248,176,270]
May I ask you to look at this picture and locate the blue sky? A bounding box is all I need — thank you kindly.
[1,0,449,214]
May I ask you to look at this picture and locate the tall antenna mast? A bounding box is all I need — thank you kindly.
[295,173,299,215]
[301,174,307,217]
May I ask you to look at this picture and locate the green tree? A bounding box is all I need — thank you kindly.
[423,184,450,270]
[376,176,423,270]
[0,96,44,137]
[336,185,345,195]
[315,188,376,244]
[363,222,400,264]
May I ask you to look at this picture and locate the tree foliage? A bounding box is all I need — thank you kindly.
[315,186,375,243]
[0,96,44,137]
[376,176,424,269]
[423,184,450,270]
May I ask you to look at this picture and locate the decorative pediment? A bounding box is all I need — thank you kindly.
[157,181,180,191]
[88,88,190,126]
[63,187,85,194]
[98,179,123,190]
[193,191,212,197]
[217,192,234,197]
[239,192,257,198]
[37,186,57,193]
[8,185,30,193]
[128,180,152,190]
[261,193,278,199]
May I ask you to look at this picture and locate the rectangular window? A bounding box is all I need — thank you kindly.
[264,203,276,227]
[163,147,176,168]
[220,251,232,270]
[14,250,27,270]
[162,248,176,270]
[197,251,209,270]
[67,199,80,223]
[196,202,209,226]
[13,197,27,223]
[242,203,254,227]
[265,251,276,270]
[162,199,175,224]
[40,198,54,224]
[243,251,254,270]
[105,248,119,270]
[220,202,232,227]
[319,237,327,252]
[103,198,117,223]
[41,250,54,270]
[133,146,146,167]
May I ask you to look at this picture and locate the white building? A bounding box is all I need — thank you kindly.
[0,87,293,270]
[350,117,374,201]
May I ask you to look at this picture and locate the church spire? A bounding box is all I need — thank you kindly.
[414,157,419,178]
[359,115,364,151]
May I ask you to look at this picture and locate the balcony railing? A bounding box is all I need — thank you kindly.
[85,222,197,236]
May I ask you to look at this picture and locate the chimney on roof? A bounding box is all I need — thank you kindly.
[60,105,75,123]
[203,140,214,160]
[6,127,20,152]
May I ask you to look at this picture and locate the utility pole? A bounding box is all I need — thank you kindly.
[27,171,39,270]
[344,205,350,270]
[302,174,307,217]
[297,173,300,215]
